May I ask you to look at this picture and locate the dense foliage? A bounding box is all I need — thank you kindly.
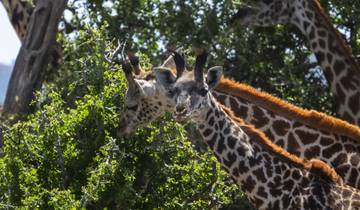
[1,0,360,209]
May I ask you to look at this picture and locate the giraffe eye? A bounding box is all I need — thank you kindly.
[126,104,138,111]
[197,88,208,96]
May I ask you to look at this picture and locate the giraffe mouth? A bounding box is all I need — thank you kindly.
[173,111,190,122]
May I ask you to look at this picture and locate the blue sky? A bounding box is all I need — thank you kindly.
[0,5,20,65]
[0,4,21,104]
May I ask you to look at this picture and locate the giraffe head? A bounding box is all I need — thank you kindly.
[118,52,186,135]
[154,51,223,121]
[230,0,297,27]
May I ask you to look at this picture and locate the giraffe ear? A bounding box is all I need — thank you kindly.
[153,67,176,88]
[206,66,223,90]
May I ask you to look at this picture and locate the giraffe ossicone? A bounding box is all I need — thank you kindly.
[230,0,360,125]
[153,52,360,209]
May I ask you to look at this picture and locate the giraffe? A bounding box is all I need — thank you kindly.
[1,0,34,42]
[152,52,360,209]
[230,0,360,125]
[119,52,360,189]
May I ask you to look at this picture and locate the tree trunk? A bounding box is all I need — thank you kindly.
[3,0,68,117]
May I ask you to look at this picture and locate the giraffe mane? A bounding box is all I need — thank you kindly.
[139,69,360,141]
[217,78,360,142]
[309,0,360,74]
[220,104,343,185]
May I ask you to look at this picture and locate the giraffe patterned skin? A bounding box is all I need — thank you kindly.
[119,53,360,189]
[230,0,360,125]
[152,54,360,210]
[1,0,34,41]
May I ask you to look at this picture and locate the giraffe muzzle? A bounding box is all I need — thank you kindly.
[173,104,190,122]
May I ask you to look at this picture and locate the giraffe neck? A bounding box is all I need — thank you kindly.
[289,0,360,125]
[1,0,34,42]
[193,94,359,209]
[211,79,360,189]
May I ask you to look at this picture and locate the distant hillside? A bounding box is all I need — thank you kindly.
[0,63,13,105]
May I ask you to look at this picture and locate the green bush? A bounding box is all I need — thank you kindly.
[0,26,247,209]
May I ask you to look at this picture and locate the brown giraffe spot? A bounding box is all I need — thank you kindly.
[257,186,267,198]
[242,176,256,193]
[311,41,318,49]
[335,83,346,104]
[281,193,291,208]
[305,11,313,19]
[337,165,351,178]
[272,200,280,210]
[216,135,226,154]
[304,145,320,159]
[214,93,227,104]
[316,51,325,63]
[311,183,325,203]
[326,53,333,63]
[334,60,346,75]
[294,130,319,145]
[282,179,295,192]
[349,92,360,114]
[331,153,347,167]
[223,152,237,168]
[198,124,205,130]
[344,144,357,153]
[218,119,225,130]
[223,127,230,135]
[303,21,310,30]
[318,39,326,48]
[268,181,282,197]
[238,161,249,173]
[317,30,326,37]
[208,117,215,126]
[323,143,343,159]
[253,168,267,183]
[203,129,213,137]
[319,137,333,146]
[248,156,262,167]
[292,170,301,180]
[227,136,237,148]
[283,170,291,179]
[341,73,357,91]
[273,120,290,136]
[275,165,281,174]
[323,67,333,83]
[237,147,246,157]
[251,106,269,128]
[308,26,316,39]
[232,167,240,177]
[349,168,359,185]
